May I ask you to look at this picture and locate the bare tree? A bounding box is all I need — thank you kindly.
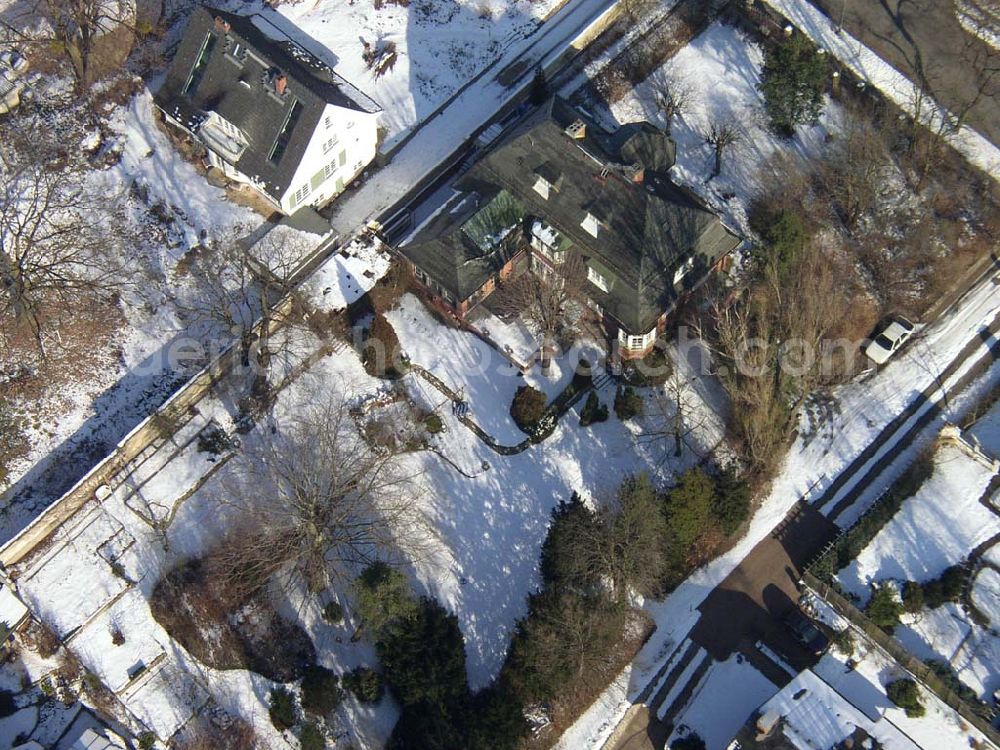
[28,0,137,90]
[0,125,127,355]
[215,391,429,595]
[704,118,741,178]
[175,226,304,403]
[494,252,585,373]
[648,68,695,136]
[639,363,707,459]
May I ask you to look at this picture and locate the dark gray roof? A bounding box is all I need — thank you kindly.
[404,98,740,333]
[401,187,523,302]
[154,6,380,202]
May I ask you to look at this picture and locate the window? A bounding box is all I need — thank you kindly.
[533,176,550,199]
[629,336,645,349]
[321,135,339,154]
[291,183,311,208]
[673,256,695,285]
[324,115,333,129]
[183,33,217,95]
[619,327,656,351]
[587,265,609,293]
[581,212,600,238]
[354,160,363,171]
[226,41,244,63]
[268,100,302,163]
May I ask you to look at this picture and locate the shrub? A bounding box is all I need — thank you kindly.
[197,425,231,455]
[301,665,343,716]
[923,565,965,609]
[269,687,297,730]
[343,666,384,703]
[901,580,925,613]
[886,678,925,717]
[759,33,828,136]
[510,386,547,433]
[579,392,608,427]
[424,413,444,434]
[832,628,855,657]
[613,386,643,421]
[363,314,405,379]
[0,688,15,718]
[926,660,981,705]
[136,732,156,750]
[322,601,344,625]
[299,722,325,750]
[353,561,417,636]
[866,583,903,632]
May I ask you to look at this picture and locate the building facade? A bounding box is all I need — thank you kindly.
[155,7,381,215]
[399,98,741,359]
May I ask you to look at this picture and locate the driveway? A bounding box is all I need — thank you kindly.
[807,0,1000,147]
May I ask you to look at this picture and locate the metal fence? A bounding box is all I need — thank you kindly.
[802,572,1000,745]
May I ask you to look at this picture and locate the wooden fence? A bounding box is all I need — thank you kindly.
[802,571,1000,745]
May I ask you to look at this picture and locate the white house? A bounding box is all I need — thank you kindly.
[155,6,381,215]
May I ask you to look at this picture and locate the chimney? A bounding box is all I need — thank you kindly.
[274,73,287,96]
[565,119,587,140]
[214,16,231,34]
[627,163,644,184]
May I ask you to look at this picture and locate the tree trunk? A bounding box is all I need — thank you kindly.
[713,145,723,178]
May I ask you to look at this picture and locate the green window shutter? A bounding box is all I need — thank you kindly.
[335,177,344,193]
[311,168,326,191]
[338,150,346,167]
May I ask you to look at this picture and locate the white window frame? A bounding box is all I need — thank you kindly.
[587,265,609,293]
[322,135,339,154]
[292,183,311,207]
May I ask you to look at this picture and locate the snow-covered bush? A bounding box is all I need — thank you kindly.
[886,678,925,717]
[510,385,547,433]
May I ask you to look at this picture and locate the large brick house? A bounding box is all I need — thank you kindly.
[155,6,381,215]
[399,98,741,358]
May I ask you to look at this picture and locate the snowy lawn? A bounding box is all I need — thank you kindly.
[813,645,994,749]
[587,20,842,235]
[837,440,1000,601]
[667,654,778,750]
[972,566,1000,626]
[266,0,562,147]
[895,602,1000,701]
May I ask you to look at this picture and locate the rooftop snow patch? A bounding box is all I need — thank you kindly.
[301,236,391,312]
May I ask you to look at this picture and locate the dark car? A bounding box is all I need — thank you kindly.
[783,609,830,657]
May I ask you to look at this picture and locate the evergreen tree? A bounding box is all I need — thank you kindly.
[539,494,602,592]
[354,561,418,637]
[376,597,470,711]
[664,467,715,547]
[759,34,828,136]
[710,467,751,535]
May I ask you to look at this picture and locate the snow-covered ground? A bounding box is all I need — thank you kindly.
[955,0,1000,51]
[803,645,992,750]
[837,441,999,600]
[265,0,564,148]
[327,0,617,234]
[5,283,728,742]
[666,654,778,750]
[589,20,843,235]
[0,84,330,543]
[762,0,1000,181]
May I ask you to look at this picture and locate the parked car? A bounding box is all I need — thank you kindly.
[864,317,915,365]
[783,609,830,657]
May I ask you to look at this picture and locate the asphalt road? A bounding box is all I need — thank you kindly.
[809,0,1000,147]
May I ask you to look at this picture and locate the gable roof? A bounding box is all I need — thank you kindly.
[154,5,380,202]
[404,98,740,333]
